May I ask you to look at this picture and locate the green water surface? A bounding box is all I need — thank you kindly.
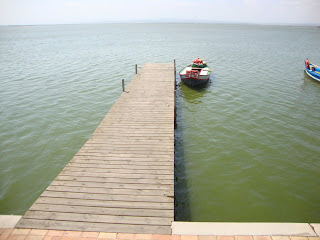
[0,24,319,222]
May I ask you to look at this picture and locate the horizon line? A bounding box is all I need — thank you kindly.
[1,20,319,27]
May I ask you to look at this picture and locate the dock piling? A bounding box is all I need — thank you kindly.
[174,59,177,129]
[135,64,138,74]
[174,59,176,86]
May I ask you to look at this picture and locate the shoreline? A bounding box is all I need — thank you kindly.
[1,215,320,237]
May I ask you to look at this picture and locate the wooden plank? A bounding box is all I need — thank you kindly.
[35,197,174,210]
[89,136,173,140]
[82,144,174,149]
[74,153,174,158]
[77,149,173,154]
[62,166,173,175]
[99,121,173,125]
[86,139,173,143]
[41,191,174,203]
[16,219,172,234]
[84,141,174,146]
[75,152,172,158]
[72,155,174,161]
[29,203,173,218]
[59,171,174,180]
[77,141,173,146]
[97,125,173,128]
[92,130,173,134]
[96,124,173,127]
[46,186,173,196]
[66,162,173,170]
[23,211,172,226]
[50,180,173,190]
[88,134,172,139]
[55,175,173,185]
[101,117,172,121]
[73,154,173,159]
[93,127,173,130]
[70,159,174,166]
[78,148,174,153]
[99,113,172,117]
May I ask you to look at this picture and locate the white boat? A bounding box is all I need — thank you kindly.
[179,58,212,87]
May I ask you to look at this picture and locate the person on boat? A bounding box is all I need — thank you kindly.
[305,59,310,70]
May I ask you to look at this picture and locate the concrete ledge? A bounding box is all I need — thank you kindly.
[0,215,22,228]
[172,222,318,236]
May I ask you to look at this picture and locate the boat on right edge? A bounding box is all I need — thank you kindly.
[305,59,320,82]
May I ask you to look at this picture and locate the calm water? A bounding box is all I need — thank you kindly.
[0,24,319,222]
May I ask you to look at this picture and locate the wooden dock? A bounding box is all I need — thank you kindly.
[16,63,175,234]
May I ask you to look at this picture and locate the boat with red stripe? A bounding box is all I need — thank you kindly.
[179,58,212,87]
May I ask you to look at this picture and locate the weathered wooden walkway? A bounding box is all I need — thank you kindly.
[16,63,175,234]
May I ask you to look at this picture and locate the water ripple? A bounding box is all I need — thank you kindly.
[1,24,320,222]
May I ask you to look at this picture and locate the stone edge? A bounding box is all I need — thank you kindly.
[172,222,319,236]
[1,217,320,237]
[0,215,22,228]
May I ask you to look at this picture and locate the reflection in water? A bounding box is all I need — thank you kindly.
[179,76,214,104]
[301,72,320,108]
[302,71,320,86]
[176,48,320,221]
[174,75,214,220]
[174,83,191,221]
[301,71,320,90]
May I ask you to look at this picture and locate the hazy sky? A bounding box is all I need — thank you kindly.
[1,0,320,25]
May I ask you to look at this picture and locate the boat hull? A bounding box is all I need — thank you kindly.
[180,76,210,87]
[179,64,212,87]
[305,65,320,83]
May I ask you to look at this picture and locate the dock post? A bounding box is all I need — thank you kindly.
[174,90,177,129]
[135,64,138,74]
[122,79,125,92]
[174,59,176,86]
[174,59,177,129]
